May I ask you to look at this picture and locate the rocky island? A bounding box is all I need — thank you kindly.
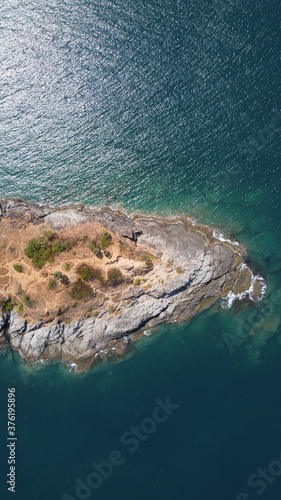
[0,198,265,372]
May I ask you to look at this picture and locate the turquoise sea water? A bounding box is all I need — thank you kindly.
[0,0,281,498]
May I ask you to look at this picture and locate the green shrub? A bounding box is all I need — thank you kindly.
[76,264,103,283]
[64,263,70,271]
[16,302,23,314]
[88,240,98,252]
[24,234,74,269]
[2,299,14,313]
[176,267,184,274]
[82,235,89,243]
[101,231,112,249]
[134,278,140,286]
[80,267,93,282]
[139,254,153,262]
[103,250,111,258]
[42,231,55,243]
[109,305,115,313]
[23,295,33,307]
[48,256,55,264]
[70,279,92,300]
[65,240,76,251]
[139,254,153,267]
[107,268,124,286]
[13,264,23,273]
[48,279,57,290]
[52,241,66,255]
[53,271,62,280]
[24,238,42,259]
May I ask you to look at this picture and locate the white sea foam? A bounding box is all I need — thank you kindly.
[221,265,266,309]
[144,330,152,336]
[34,359,48,365]
[213,230,240,246]
[99,348,109,355]
[66,362,77,372]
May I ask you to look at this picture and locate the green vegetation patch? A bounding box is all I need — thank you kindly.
[176,267,184,274]
[23,295,33,308]
[43,231,55,242]
[101,231,112,249]
[70,279,93,300]
[48,279,57,290]
[53,271,62,280]
[24,232,76,269]
[139,254,154,268]
[2,299,15,313]
[76,264,103,283]
[93,248,103,258]
[64,263,70,271]
[139,254,153,262]
[16,302,23,314]
[88,240,99,252]
[88,240,103,258]
[13,264,23,273]
[107,268,124,286]
[134,278,141,286]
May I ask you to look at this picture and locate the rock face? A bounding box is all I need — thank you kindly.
[0,198,265,372]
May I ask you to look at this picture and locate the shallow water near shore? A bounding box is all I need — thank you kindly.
[1,0,281,498]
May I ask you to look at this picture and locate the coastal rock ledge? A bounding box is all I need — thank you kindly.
[0,198,265,372]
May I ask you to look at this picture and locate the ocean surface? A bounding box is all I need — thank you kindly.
[0,0,281,498]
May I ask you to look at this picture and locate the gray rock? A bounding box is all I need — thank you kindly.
[9,311,27,334]
[0,198,261,371]
[0,315,5,333]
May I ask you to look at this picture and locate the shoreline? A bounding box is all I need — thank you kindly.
[0,198,266,373]
[7,194,246,246]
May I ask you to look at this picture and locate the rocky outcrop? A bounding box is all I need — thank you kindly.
[0,198,265,372]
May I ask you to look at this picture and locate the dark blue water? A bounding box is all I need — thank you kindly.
[0,0,281,498]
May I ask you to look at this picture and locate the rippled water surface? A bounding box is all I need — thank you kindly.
[0,0,281,499]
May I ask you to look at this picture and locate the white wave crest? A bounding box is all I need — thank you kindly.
[213,230,240,246]
[221,266,266,309]
[66,362,77,372]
